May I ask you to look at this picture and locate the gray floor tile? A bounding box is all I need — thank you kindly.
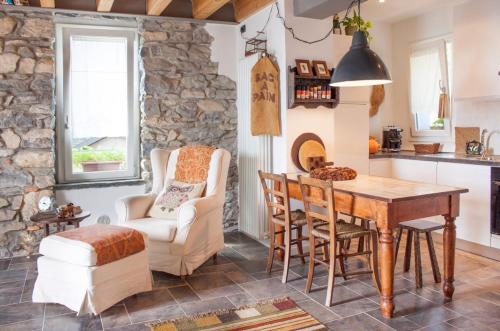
[0,281,24,306]
[1,231,500,330]
[186,272,235,291]
[105,323,150,331]
[0,317,43,331]
[446,316,495,331]
[194,284,243,300]
[0,302,44,326]
[100,304,131,330]
[180,297,235,316]
[296,299,341,324]
[416,322,461,331]
[0,269,27,285]
[224,270,256,284]
[44,303,74,317]
[325,313,394,331]
[226,292,258,307]
[168,285,200,304]
[405,306,460,328]
[43,313,103,331]
[152,271,186,288]
[124,289,178,323]
[445,296,500,329]
[0,259,11,271]
[239,277,296,300]
[366,308,421,331]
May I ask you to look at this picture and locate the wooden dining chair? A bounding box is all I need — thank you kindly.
[298,175,381,307]
[258,171,308,284]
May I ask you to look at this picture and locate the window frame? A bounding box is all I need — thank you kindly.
[408,35,453,138]
[55,24,140,184]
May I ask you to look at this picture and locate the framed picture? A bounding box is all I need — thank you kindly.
[295,59,313,77]
[312,61,330,78]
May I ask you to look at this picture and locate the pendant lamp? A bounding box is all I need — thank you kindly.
[330,1,392,87]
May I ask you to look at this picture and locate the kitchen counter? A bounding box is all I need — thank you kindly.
[370,151,500,166]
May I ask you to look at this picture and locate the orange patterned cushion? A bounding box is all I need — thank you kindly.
[56,224,145,266]
[175,145,216,184]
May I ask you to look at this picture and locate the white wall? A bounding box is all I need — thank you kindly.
[206,23,238,82]
[454,100,500,153]
[236,0,288,173]
[56,184,146,226]
[371,1,500,154]
[390,8,453,150]
[236,0,384,174]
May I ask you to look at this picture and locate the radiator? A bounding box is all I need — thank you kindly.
[237,53,272,240]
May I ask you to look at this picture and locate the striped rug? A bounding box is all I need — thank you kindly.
[149,298,326,331]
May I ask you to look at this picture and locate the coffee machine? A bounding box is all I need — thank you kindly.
[382,126,403,152]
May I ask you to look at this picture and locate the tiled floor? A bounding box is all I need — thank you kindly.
[0,232,499,330]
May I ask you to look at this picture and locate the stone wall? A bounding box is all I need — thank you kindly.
[139,19,238,231]
[0,10,55,257]
[0,9,238,257]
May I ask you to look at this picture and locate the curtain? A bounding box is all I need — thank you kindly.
[409,46,441,117]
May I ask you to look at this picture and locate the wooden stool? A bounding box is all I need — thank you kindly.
[394,220,444,288]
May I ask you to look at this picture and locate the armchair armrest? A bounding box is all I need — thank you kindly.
[177,196,221,230]
[115,194,156,223]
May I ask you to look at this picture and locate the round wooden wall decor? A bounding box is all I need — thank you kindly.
[291,133,325,172]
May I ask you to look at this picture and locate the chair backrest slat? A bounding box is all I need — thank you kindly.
[298,175,338,237]
[258,170,293,228]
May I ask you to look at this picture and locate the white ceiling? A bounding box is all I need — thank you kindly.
[360,0,467,23]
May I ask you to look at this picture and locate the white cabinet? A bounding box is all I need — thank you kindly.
[392,159,437,184]
[436,163,491,247]
[369,159,392,178]
[454,0,500,100]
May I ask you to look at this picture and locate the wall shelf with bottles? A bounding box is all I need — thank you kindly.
[288,66,340,109]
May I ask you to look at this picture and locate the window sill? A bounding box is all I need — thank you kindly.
[55,178,145,191]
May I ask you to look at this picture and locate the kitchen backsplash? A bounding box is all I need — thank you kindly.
[454,100,500,155]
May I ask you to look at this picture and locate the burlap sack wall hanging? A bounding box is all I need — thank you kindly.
[251,56,281,136]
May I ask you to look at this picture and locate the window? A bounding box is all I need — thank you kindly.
[56,25,139,183]
[409,38,452,136]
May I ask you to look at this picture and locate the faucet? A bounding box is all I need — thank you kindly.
[481,130,500,160]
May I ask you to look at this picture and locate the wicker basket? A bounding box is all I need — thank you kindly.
[413,143,441,154]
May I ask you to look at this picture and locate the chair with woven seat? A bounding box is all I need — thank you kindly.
[394,220,444,288]
[258,171,308,284]
[298,175,381,307]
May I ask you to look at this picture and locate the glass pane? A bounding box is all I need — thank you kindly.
[69,35,128,174]
[410,46,443,131]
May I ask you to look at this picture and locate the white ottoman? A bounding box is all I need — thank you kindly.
[33,224,152,315]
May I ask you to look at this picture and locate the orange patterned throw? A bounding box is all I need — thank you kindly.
[175,145,215,184]
[56,224,145,266]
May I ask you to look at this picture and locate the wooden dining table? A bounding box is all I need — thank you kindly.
[282,173,468,319]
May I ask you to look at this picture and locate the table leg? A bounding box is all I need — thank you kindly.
[379,228,395,318]
[443,216,456,299]
[44,224,49,237]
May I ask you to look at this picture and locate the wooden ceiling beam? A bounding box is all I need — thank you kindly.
[193,0,230,20]
[96,0,114,12]
[40,0,55,8]
[147,0,174,16]
[233,0,275,23]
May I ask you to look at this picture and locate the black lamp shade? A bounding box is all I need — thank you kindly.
[330,31,392,87]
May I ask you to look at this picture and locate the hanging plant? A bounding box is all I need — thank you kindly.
[342,10,373,42]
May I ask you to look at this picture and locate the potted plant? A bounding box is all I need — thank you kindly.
[72,147,125,172]
[333,14,342,34]
[342,10,373,41]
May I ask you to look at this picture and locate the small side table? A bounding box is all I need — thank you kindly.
[30,212,91,237]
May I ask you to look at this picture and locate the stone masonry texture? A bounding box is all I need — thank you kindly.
[0,9,238,257]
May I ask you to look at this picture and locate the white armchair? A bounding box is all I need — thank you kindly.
[115,147,230,276]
